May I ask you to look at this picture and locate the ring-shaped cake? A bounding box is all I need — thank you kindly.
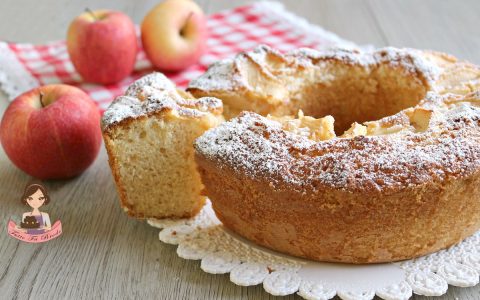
[191,45,480,263]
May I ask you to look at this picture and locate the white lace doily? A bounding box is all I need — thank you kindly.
[148,200,480,300]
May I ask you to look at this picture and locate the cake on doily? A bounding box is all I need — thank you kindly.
[192,45,480,263]
[102,45,480,263]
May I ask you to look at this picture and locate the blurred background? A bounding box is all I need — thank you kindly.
[1,0,479,63]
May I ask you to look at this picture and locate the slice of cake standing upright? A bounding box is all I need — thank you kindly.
[102,73,223,219]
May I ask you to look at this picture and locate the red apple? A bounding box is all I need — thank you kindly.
[141,0,208,71]
[67,9,137,84]
[0,85,102,179]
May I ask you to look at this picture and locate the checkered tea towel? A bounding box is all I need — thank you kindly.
[0,1,357,112]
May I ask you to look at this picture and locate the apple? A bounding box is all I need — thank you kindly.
[141,0,208,71]
[0,85,102,179]
[67,9,137,84]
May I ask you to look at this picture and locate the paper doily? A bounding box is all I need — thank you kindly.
[148,200,480,300]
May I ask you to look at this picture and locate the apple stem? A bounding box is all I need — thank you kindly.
[180,12,194,37]
[39,92,45,108]
[85,8,98,21]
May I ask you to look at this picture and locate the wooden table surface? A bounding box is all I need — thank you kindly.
[1,0,480,299]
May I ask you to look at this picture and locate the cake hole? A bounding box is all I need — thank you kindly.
[232,51,431,135]
[290,65,428,134]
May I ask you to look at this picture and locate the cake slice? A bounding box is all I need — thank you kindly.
[102,73,223,219]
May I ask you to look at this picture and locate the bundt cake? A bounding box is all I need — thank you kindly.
[192,46,480,263]
[102,73,223,219]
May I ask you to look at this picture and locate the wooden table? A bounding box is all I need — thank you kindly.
[1,0,480,299]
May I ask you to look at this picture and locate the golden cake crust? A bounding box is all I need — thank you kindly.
[192,46,480,263]
[195,93,480,263]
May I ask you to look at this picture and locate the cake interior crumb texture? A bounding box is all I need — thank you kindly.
[104,113,211,218]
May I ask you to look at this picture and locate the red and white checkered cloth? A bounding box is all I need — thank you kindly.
[0,2,356,113]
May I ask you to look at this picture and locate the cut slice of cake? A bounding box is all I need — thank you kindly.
[102,73,223,219]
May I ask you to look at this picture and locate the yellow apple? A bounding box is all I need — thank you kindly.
[141,0,208,71]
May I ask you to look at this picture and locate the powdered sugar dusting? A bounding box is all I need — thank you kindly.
[102,73,222,131]
[195,95,480,193]
[188,45,442,92]
[188,59,241,92]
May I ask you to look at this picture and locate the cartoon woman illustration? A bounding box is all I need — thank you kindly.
[19,183,51,234]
